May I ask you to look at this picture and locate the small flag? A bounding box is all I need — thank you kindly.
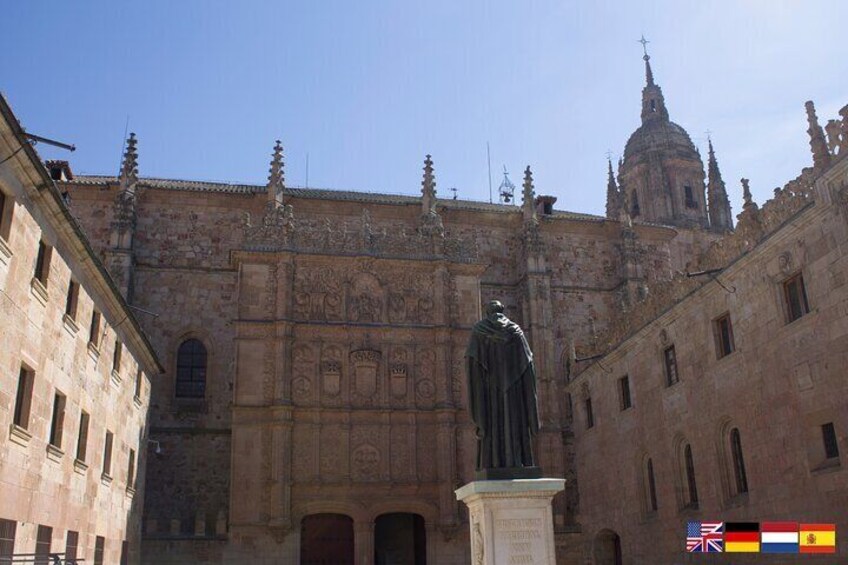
[761,522,799,553]
[800,523,836,554]
[686,521,723,552]
[725,522,760,553]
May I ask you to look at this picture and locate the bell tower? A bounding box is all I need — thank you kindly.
[617,38,709,229]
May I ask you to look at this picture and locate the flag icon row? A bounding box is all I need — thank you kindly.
[686,521,836,553]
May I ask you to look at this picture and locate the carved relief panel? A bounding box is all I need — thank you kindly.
[350,426,384,482]
[415,347,437,408]
[350,349,381,406]
[320,345,344,406]
[291,344,316,405]
[293,265,343,321]
[389,346,410,404]
[348,272,383,323]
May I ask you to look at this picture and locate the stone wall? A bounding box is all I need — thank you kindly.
[0,109,159,565]
[567,154,848,563]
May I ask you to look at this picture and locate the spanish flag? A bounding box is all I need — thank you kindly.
[799,523,836,554]
[725,522,760,552]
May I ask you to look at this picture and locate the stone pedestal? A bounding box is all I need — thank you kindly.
[455,479,565,565]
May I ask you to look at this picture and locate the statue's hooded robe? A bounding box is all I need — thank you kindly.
[466,311,540,470]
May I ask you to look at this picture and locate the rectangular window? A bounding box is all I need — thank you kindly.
[0,519,16,563]
[822,422,840,459]
[664,345,679,386]
[134,368,143,399]
[0,189,12,241]
[65,281,80,320]
[784,273,810,322]
[48,391,66,449]
[127,448,136,488]
[89,310,102,348]
[94,536,105,565]
[619,375,632,410]
[585,397,594,429]
[65,531,79,563]
[113,340,123,374]
[714,313,735,358]
[684,185,698,209]
[13,366,35,429]
[76,411,90,462]
[33,240,52,286]
[35,525,52,565]
[103,430,114,477]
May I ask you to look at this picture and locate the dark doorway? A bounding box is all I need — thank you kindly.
[593,529,622,565]
[374,513,426,565]
[301,513,354,565]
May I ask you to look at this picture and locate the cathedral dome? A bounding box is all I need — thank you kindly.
[623,119,700,164]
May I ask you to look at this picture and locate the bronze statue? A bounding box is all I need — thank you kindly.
[466,300,541,480]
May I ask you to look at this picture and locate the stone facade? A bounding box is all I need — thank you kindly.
[0,96,162,564]
[7,47,845,564]
[57,117,720,562]
[569,103,848,563]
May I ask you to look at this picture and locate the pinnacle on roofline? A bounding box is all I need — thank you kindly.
[421,154,437,215]
[267,139,285,205]
[118,132,138,191]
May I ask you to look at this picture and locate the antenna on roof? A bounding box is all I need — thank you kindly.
[487,142,493,204]
[305,152,309,188]
[117,115,129,176]
[450,187,458,200]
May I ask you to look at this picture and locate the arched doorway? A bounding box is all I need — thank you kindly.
[374,513,426,565]
[593,529,623,565]
[300,513,354,565]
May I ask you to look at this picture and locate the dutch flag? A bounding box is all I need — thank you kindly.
[761,522,799,553]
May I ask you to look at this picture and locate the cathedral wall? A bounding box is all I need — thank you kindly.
[567,161,848,564]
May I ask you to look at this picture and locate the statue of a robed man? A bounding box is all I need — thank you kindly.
[466,300,541,479]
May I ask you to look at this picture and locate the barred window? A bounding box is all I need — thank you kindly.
[176,339,207,398]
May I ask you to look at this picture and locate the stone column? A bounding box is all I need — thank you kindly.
[354,520,374,565]
[456,479,565,565]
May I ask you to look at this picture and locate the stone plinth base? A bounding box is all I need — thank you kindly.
[455,478,565,565]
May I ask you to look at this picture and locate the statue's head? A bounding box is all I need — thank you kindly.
[484,300,505,318]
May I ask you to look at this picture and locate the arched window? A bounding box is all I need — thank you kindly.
[684,443,699,508]
[631,191,641,217]
[646,458,658,512]
[730,428,749,494]
[176,339,207,398]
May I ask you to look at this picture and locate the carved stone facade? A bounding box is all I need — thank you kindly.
[35,50,848,564]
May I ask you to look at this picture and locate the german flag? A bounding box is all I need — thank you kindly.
[800,523,836,554]
[725,522,760,552]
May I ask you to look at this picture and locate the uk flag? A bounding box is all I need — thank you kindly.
[686,521,724,552]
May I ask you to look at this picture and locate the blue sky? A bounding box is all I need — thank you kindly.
[4,1,846,216]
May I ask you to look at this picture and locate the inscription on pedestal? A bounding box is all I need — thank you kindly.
[494,517,544,564]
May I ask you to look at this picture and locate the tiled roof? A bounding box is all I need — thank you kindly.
[69,175,605,221]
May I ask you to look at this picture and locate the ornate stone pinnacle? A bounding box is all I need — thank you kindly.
[805,101,832,169]
[741,178,754,207]
[118,133,138,191]
[267,140,285,205]
[522,166,538,226]
[421,154,437,215]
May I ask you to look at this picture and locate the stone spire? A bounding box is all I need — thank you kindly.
[805,101,832,169]
[605,158,621,219]
[118,133,139,194]
[741,178,757,211]
[522,166,537,223]
[267,140,285,207]
[706,139,733,231]
[421,154,437,216]
[639,38,668,123]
